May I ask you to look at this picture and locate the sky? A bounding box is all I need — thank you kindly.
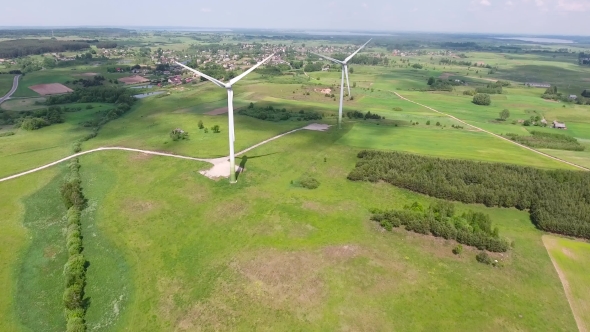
[2,0,589,35]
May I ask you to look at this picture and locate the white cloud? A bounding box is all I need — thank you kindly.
[506,0,514,5]
[362,2,368,8]
[480,0,492,5]
[556,0,590,11]
[200,8,211,13]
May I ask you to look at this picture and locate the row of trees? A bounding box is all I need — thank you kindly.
[476,82,504,94]
[239,103,322,122]
[505,131,585,151]
[346,110,384,120]
[60,158,88,332]
[371,201,510,252]
[347,150,590,240]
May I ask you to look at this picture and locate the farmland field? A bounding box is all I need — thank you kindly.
[0,74,15,96]
[2,28,590,332]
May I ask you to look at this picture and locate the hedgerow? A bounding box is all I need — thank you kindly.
[348,150,590,240]
[61,158,88,331]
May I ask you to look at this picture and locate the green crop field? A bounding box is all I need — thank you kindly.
[2,29,590,331]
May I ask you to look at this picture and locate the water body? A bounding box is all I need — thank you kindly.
[303,31,394,36]
[129,85,153,89]
[133,91,165,99]
[495,37,575,44]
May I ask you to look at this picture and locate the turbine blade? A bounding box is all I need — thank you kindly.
[229,53,275,85]
[310,52,343,65]
[175,62,227,88]
[344,38,372,63]
[345,65,351,96]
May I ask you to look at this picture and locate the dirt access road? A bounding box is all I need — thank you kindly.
[393,91,589,171]
[0,74,20,104]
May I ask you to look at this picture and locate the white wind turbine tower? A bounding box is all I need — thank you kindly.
[175,53,275,183]
[311,39,372,129]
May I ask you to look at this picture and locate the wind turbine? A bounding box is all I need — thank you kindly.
[311,39,372,129]
[175,53,275,184]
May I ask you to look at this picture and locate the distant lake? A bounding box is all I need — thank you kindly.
[494,37,575,44]
[303,31,394,36]
[130,85,153,89]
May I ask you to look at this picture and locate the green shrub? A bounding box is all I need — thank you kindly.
[298,176,320,189]
[66,317,85,332]
[452,244,463,255]
[476,251,493,265]
[63,283,84,310]
[72,142,81,153]
[170,129,189,141]
[21,117,50,130]
[211,125,220,133]
[472,93,491,105]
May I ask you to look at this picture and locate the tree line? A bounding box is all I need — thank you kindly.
[346,110,384,120]
[371,200,510,252]
[60,158,88,332]
[347,150,590,240]
[239,103,323,122]
[0,39,92,58]
[0,106,74,130]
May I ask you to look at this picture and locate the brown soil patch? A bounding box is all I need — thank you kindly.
[542,235,587,332]
[234,251,327,309]
[205,107,228,115]
[118,75,149,84]
[582,78,590,82]
[161,245,411,330]
[29,83,73,95]
[316,88,332,94]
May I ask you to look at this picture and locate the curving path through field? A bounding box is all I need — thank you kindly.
[393,92,590,171]
[0,124,330,183]
[0,74,21,104]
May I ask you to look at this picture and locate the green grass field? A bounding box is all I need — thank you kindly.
[543,235,590,332]
[70,127,577,331]
[2,34,590,331]
[0,74,15,96]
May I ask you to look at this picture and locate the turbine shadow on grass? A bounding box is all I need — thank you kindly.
[236,152,280,180]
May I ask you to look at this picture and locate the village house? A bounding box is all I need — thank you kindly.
[168,75,182,85]
[553,120,567,129]
[569,94,577,100]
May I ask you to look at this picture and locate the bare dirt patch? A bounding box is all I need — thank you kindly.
[303,123,331,131]
[29,83,73,95]
[205,107,228,115]
[315,88,332,94]
[118,75,149,84]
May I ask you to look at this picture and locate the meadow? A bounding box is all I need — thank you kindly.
[0,74,15,96]
[2,31,590,331]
